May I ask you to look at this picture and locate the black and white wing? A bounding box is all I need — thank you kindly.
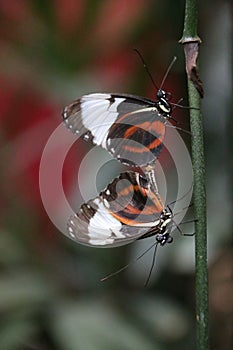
[62,93,166,167]
[66,172,164,247]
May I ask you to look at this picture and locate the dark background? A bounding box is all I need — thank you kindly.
[0,1,232,349]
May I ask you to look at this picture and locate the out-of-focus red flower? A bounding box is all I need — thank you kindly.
[0,0,28,22]
[1,78,78,213]
[55,0,86,35]
[93,0,149,45]
[0,79,16,126]
[94,49,138,87]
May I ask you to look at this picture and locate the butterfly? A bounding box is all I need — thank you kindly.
[62,49,180,168]
[66,171,174,248]
[62,90,173,167]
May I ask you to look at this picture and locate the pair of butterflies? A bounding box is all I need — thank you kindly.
[62,87,178,249]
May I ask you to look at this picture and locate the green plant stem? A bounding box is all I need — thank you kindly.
[182,0,198,39]
[188,81,208,350]
[181,1,209,349]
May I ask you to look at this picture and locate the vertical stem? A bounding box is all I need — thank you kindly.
[183,0,198,38]
[188,80,208,350]
[180,0,209,349]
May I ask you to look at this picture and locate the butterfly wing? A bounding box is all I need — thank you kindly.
[66,172,164,247]
[63,93,166,166]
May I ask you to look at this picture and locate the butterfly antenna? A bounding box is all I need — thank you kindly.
[101,240,158,282]
[160,56,177,90]
[144,242,159,287]
[133,49,159,90]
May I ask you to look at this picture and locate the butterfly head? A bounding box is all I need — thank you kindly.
[156,89,172,118]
